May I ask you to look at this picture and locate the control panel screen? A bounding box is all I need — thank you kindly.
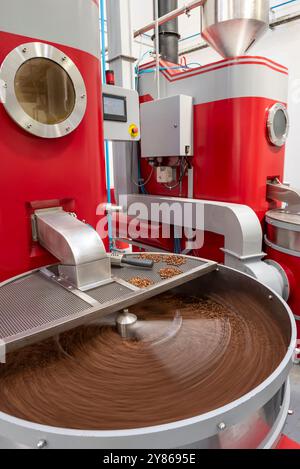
[103,94,127,122]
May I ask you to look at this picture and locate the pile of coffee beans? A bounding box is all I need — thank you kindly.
[159,267,183,280]
[128,277,154,289]
[165,255,187,267]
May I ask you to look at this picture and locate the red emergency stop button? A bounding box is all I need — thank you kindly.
[129,124,139,138]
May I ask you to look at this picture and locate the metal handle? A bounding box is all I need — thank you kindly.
[122,258,154,269]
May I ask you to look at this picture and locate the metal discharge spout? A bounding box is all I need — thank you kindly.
[201,0,270,58]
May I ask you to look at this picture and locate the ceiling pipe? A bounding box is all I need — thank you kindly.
[153,0,180,64]
[134,0,206,38]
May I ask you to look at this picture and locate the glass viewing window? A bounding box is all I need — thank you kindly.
[14,58,76,126]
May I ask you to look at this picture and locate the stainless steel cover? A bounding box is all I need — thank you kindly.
[266,209,300,256]
[0,265,296,449]
[0,254,216,352]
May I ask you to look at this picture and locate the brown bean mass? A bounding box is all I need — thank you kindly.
[138,253,164,263]
[138,253,186,267]
[128,277,154,288]
[159,267,183,279]
[164,255,187,267]
[0,293,287,431]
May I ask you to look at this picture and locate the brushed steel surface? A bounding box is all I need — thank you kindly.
[87,282,134,304]
[116,309,138,339]
[266,209,300,227]
[0,272,90,339]
[201,0,269,58]
[0,265,295,449]
[113,255,203,285]
[0,384,289,449]
[284,366,300,444]
[35,209,111,290]
[0,255,216,352]
[266,210,300,254]
[267,182,300,208]
[35,209,108,266]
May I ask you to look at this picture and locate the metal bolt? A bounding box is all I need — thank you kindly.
[3,82,7,89]
[288,410,294,416]
[217,422,226,431]
[268,295,273,300]
[22,47,27,53]
[65,127,71,133]
[185,7,191,18]
[36,439,47,449]
[61,56,67,62]
[25,123,32,129]
[81,94,86,99]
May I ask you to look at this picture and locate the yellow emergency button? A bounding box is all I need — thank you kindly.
[129,124,139,138]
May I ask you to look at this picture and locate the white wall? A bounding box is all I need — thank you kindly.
[131,0,300,187]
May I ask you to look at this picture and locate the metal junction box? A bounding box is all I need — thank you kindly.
[140,95,194,158]
[156,166,176,183]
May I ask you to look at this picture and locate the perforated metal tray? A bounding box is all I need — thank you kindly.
[0,254,216,353]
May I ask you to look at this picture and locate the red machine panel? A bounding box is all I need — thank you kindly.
[266,245,300,340]
[139,58,288,222]
[192,96,285,222]
[136,57,288,253]
[0,25,106,280]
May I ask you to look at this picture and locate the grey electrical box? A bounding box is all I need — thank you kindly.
[140,95,193,158]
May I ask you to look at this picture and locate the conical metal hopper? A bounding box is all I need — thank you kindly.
[201,0,270,58]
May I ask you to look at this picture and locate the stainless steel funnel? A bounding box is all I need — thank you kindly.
[201,0,270,58]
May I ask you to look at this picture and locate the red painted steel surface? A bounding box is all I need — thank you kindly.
[0,31,107,281]
[266,245,300,339]
[141,97,285,222]
[138,59,286,254]
[193,97,285,221]
[138,57,288,77]
[277,435,300,450]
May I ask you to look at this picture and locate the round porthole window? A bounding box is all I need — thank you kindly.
[0,43,87,138]
[14,58,76,125]
[267,103,289,148]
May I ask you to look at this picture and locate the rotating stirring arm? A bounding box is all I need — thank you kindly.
[267,180,300,209]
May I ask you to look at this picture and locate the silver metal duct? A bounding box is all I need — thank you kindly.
[201,0,270,58]
[34,208,111,291]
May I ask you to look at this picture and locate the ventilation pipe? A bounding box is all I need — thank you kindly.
[153,0,180,64]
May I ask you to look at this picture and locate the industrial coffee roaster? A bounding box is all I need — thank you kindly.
[0,0,298,450]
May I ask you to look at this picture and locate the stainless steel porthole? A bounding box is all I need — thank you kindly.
[0,42,87,138]
[267,103,289,148]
